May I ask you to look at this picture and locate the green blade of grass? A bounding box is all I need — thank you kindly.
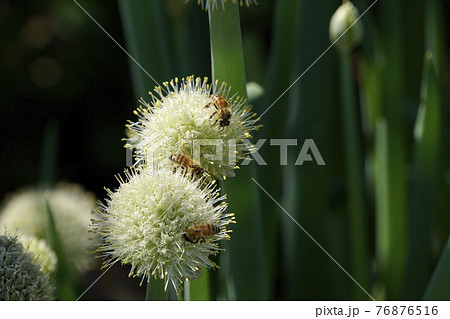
[214,242,237,300]
[374,118,408,300]
[209,3,246,96]
[167,284,179,301]
[403,0,424,101]
[45,197,76,300]
[339,51,370,300]
[403,53,441,299]
[208,2,265,300]
[360,61,381,136]
[423,233,450,300]
[185,268,210,300]
[256,0,303,299]
[118,0,172,100]
[373,118,393,299]
[425,0,450,257]
[166,1,210,76]
[145,279,167,301]
[281,1,342,300]
[424,0,445,79]
[374,1,408,300]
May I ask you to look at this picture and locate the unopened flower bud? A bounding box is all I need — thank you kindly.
[329,1,363,52]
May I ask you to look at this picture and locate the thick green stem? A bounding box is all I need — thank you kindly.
[283,1,339,300]
[375,1,408,300]
[403,53,441,299]
[209,3,246,97]
[118,0,172,100]
[425,0,450,259]
[423,234,450,300]
[45,197,76,300]
[186,268,210,300]
[145,279,167,301]
[339,52,370,300]
[208,2,264,300]
[257,0,303,299]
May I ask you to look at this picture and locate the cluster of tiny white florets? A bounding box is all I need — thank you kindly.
[96,76,259,292]
[92,168,235,291]
[0,235,54,300]
[20,234,57,275]
[126,76,260,180]
[0,184,96,273]
[188,0,257,11]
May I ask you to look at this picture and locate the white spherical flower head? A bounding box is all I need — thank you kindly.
[187,0,257,11]
[0,235,54,300]
[20,235,57,275]
[0,184,96,273]
[126,76,261,180]
[93,168,234,291]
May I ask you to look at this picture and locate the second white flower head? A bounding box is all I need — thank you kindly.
[93,168,234,291]
[126,76,260,180]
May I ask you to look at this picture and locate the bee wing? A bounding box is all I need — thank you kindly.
[180,145,192,157]
[181,145,204,166]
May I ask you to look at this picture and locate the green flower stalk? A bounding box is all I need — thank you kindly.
[329,1,363,52]
[20,234,57,275]
[126,76,260,180]
[0,235,54,300]
[92,167,234,291]
[188,0,257,11]
[0,184,96,272]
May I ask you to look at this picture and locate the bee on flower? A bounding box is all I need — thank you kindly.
[92,167,235,291]
[125,76,261,180]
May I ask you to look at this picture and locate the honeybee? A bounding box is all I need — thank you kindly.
[205,94,232,128]
[183,222,220,244]
[169,153,207,177]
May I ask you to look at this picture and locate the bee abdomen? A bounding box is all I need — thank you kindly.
[212,95,227,106]
[210,224,220,235]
